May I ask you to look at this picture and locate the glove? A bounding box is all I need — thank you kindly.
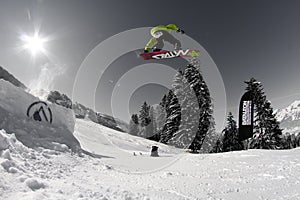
[177,29,185,34]
[144,49,149,53]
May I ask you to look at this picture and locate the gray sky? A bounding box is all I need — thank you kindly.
[1,0,300,130]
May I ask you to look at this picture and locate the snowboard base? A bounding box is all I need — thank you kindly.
[140,49,200,60]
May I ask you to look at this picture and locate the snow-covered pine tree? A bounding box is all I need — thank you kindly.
[222,112,243,152]
[262,100,284,148]
[147,106,161,141]
[296,133,300,147]
[168,70,199,148]
[184,64,214,152]
[149,106,157,134]
[145,106,155,139]
[210,138,222,153]
[153,95,167,141]
[291,134,297,148]
[199,119,218,153]
[164,90,175,116]
[137,102,152,138]
[129,114,139,136]
[160,94,167,108]
[156,101,166,133]
[283,133,293,149]
[160,90,181,144]
[139,102,151,127]
[245,78,283,149]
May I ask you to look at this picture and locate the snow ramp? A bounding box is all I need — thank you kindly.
[0,80,80,151]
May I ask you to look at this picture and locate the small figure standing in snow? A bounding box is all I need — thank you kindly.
[150,146,159,157]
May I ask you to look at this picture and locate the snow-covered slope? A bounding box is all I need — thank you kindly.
[275,100,300,134]
[0,66,26,89]
[1,121,300,200]
[74,119,184,173]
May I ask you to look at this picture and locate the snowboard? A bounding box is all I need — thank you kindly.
[140,49,200,60]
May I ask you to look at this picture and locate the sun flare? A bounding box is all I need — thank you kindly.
[20,32,47,56]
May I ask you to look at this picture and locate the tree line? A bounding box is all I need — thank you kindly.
[129,64,299,153]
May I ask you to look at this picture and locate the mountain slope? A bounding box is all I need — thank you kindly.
[275,100,300,134]
[0,66,26,89]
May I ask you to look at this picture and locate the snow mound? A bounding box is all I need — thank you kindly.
[0,130,10,150]
[25,178,47,191]
[0,80,80,151]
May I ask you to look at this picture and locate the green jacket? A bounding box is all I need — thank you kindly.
[145,24,180,51]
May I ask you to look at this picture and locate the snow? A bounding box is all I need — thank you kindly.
[74,119,184,173]
[24,178,47,191]
[1,79,300,199]
[1,122,300,199]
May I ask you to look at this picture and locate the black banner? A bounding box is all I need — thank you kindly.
[238,91,254,141]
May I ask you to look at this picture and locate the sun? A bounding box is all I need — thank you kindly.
[20,32,47,56]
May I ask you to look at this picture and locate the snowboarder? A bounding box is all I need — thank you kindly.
[144,24,185,53]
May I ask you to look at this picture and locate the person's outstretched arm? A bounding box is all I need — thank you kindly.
[166,24,185,34]
[166,24,179,31]
[145,38,157,52]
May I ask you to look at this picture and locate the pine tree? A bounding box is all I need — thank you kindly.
[129,114,139,136]
[200,117,218,153]
[211,138,223,153]
[291,134,297,148]
[139,102,151,127]
[296,133,300,147]
[245,78,283,149]
[145,106,155,139]
[159,63,214,151]
[155,95,168,142]
[185,64,214,152]
[156,102,166,133]
[168,70,199,148]
[160,90,181,144]
[283,133,292,149]
[149,106,157,134]
[160,94,167,108]
[222,112,243,152]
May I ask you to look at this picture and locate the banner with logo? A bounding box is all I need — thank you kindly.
[238,91,254,141]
